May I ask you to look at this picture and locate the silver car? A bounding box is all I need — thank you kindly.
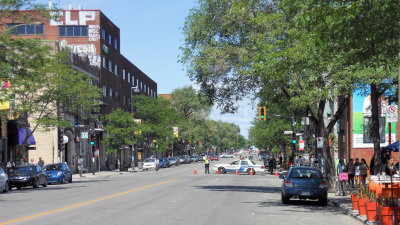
[0,167,10,192]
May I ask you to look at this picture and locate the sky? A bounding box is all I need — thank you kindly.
[39,0,255,138]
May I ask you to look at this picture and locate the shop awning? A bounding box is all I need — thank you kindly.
[383,141,399,152]
[18,128,36,146]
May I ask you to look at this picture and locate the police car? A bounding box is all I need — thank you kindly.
[212,160,265,175]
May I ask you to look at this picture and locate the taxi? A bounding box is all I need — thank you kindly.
[212,160,265,175]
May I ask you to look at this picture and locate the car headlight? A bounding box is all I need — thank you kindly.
[57,172,63,176]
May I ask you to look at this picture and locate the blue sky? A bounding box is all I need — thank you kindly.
[40,0,254,138]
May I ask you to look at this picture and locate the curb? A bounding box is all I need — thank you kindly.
[329,198,377,225]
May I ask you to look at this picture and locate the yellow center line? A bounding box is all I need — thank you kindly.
[1,178,180,225]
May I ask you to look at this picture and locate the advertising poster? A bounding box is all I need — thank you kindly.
[353,91,396,148]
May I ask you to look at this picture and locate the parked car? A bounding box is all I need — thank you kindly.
[44,162,72,184]
[190,155,199,162]
[168,157,180,166]
[143,158,158,170]
[210,155,219,161]
[159,158,170,168]
[9,165,47,189]
[280,166,328,205]
[178,156,186,164]
[183,155,191,163]
[198,154,205,162]
[212,160,265,175]
[0,167,9,192]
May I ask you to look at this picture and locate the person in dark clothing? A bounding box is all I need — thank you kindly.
[269,158,276,174]
[382,156,399,176]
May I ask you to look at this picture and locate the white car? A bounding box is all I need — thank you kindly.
[0,167,9,192]
[212,160,265,175]
[143,158,158,170]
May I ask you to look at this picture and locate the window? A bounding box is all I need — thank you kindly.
[102,44,109,54]
[128,73,131,83]
[7,23,44,35]
[114,39,119,50]
[141,81,143,90]
[102,56,108,69]
[122,95,126,105]
[136,79,139,87]
[240,161,249,165]
[114,64,119,75]
[115,91,119,101]
[109,60,113,72]
[103,85,107,96]
[101,28,106,40]
[109,88,113,98]
[59,26,88,37]
[108,34,112,45]
[123,69,126,80]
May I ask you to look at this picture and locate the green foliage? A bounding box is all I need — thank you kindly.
[103,108,136,154]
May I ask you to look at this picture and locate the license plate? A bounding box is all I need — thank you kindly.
[301,191,311,196]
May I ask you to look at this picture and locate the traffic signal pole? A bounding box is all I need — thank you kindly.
[291,114,296,165]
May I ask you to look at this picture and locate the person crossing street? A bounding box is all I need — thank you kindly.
[204,156,210,174]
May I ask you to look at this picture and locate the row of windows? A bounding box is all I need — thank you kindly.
[103,85,119,101]
[7,24,44,35]
[59,26,88,37]
[102,56,119,75]
[121,69,156,97]
[101,28,119,50]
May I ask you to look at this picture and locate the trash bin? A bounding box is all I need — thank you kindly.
[138,162,143,169]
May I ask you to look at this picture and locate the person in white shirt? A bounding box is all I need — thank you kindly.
[354,158,360,185]
[296,156,303,166]
[337,158,346,174]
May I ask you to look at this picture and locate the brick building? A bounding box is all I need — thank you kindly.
[0,9,157,172]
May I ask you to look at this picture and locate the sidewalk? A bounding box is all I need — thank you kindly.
[72,167,145,180]
[328,193,377,225]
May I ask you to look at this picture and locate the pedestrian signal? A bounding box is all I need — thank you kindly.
[292,139,296,144]
[259,106,266,120]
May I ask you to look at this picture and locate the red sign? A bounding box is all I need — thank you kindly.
[299,140,305,151]
[94,149,99,157]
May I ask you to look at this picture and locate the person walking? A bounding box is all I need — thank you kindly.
[77,156,84,177]
[38,157,45,168]
[359,158,369,186]
[105,158,111,171]
[204,156,210,174]
[355,158,360,186]
[296,155,303,166]
[345,158,355,188]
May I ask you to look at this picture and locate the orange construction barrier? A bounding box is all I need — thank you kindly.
[216,170,219,174]
[235,169,239,175]
[250,170,254,175]
[194,167,197,174]
[275,169,279,177]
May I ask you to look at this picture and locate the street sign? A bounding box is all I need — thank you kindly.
[317,137,323,148]
[299,140,305,151]
[94,149,99,157]
[81,132,88,139]
[386,105,398,123]
[284,131,293,135]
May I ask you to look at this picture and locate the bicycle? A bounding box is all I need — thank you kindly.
[335,172,351,196]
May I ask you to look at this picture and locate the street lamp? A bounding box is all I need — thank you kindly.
[130,85,139,169]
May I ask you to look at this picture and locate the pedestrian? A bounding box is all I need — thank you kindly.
[359,158,369,186]
[337,158,346,174]
[77,156,84,177]
[355,158,360,186]
[117,159,121,170]
[296,155,303,166]
[345,158,355,188]
[269,158,276,175]
[204,156,210,174]
[105,158,111,171]
[381,156,399,176]
[38,157,45,168]
[6,160,14,174]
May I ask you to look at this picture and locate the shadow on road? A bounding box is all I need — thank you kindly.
[255,199,345,215]
[194,185,281,193]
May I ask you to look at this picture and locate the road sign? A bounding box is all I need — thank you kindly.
[284,131,293,135]
[94,149,99,157]
[299,140,305,151]
[81,132,88,139]
[387,105,398,123]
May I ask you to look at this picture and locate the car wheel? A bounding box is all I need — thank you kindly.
[281,193,289,204]
[3,181,8,192]
[33,178,39,188]
[61,176,66,184]
[318,197,328,206]
[8,183,12,191]
[218,167,226,174]
[42,181,47,187]
[69,177,72,183]
[17,186,21,190]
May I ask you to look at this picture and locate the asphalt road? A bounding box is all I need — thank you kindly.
[1,158,361,225]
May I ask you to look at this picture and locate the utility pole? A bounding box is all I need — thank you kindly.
[291,114,296,164]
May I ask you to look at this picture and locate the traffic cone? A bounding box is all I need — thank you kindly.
[216,170,219,174]
[235,169,239,175]
[250,170,254,176]
[274,169,279,177]
[194,167,197,174]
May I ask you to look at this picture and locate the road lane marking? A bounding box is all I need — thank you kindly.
[0,178,180,225]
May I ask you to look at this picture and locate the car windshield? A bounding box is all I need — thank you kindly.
[289,168,322,179]
[45,164,62,170]
[145,159,155,162]
[170,157,176,160]
[12,166,35,175]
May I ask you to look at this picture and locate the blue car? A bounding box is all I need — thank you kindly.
[280,166,327,205]
[44,162,72,184]
[159,158,170,168]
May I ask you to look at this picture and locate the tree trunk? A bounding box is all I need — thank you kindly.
[371,83,382,175]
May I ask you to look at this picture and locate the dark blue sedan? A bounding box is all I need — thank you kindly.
[280,166,327,205]
[159,158,170,168]
[44,162,72,184]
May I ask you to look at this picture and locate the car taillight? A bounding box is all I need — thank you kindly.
[284,180,293,188]
[319,180,327,188]
[261,165,264,169]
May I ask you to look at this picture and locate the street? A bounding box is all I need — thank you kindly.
[1,159,361,225]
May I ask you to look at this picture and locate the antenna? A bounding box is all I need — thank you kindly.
[48,0,52,9]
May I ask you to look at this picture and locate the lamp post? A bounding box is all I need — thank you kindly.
[131,86,139,168]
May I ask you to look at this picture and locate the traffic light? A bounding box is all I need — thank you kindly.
[292,139,297,144]
[259,106,266,120]
[90,137,95,145]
